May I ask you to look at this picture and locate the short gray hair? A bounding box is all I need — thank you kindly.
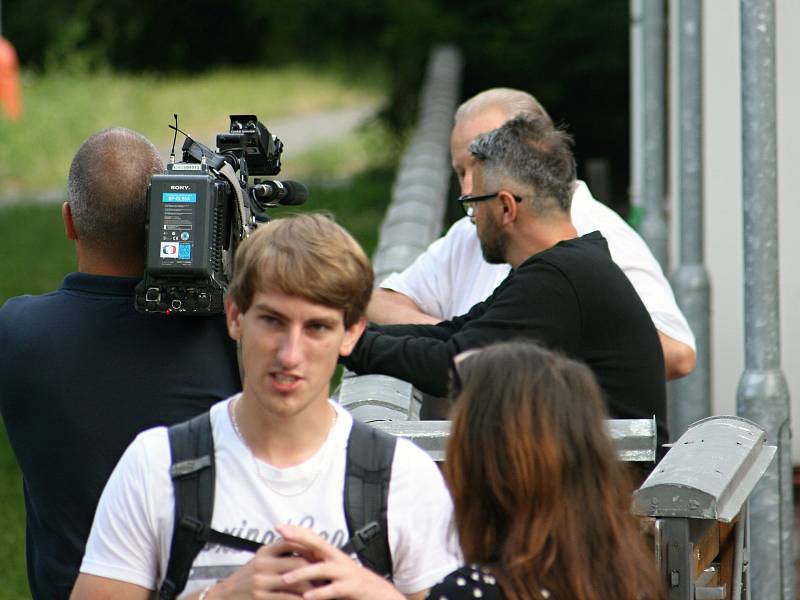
[469,116,575,216]
[454,88,553,126]
[67,127,163,260]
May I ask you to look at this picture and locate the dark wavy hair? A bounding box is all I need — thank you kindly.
[445,341,664,600]
[468,115,576,216]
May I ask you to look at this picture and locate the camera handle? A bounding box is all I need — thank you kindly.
[217,162,254,240]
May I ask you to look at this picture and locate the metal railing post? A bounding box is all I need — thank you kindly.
[639,0,669,269]
[669,0,710,440]
[629,0,644,221]
[736,1,793,597]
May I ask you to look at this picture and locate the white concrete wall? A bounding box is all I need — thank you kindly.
[668,0,800,460]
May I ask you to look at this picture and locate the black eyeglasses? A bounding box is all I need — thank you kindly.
[457,192,522,218]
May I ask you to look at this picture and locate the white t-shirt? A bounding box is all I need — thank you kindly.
[80,397,458,597]
[380,181,696,349]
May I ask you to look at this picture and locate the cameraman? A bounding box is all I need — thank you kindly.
[0,128,241,600]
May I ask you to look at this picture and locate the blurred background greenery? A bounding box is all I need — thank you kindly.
[0,67,389,194]
[0,1,629,597]
[3,0,630,203]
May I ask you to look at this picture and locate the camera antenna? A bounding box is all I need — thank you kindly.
[169,114,179,164]
[169,115,196,163]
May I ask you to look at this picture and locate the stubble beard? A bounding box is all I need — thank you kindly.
[478,211,508,265]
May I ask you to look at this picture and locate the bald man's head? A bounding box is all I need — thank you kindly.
[451,88,552,195]
[67,128,163,263]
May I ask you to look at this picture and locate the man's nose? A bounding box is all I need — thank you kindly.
[460,170,473,196]
[276,328,303,367]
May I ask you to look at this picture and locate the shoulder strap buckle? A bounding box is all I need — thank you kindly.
[179,515,209,540]
[341,520,382,555]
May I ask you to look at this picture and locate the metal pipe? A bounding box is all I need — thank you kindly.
[629,0,644,220]
[638,0,669,269]
[736,1,793,598]
[668,0,711,440]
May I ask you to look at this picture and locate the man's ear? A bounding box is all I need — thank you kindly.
[498,191,519,225]
[339,317,367,357]
[62,202,78,241]
[225,296,243,341]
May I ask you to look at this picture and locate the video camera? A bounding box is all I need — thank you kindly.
[135,114,307,315]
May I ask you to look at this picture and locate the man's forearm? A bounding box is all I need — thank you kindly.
[367,286,697,382]
[367,288,441,325]
[343,328,453,397]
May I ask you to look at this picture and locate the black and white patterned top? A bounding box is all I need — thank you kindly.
[426,565,553,600]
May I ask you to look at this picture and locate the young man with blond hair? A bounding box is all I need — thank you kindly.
[71,214,457,600]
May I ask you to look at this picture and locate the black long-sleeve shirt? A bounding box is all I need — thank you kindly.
[345,232,667,441]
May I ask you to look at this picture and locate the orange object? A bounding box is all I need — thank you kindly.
[0,36,22,120]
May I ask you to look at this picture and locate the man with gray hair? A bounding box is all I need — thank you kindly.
[0,128,240,599]
[345,115,668,447]
[368,88,696,380]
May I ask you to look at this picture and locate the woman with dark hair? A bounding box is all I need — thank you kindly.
[278,341,663,600]
[433,340,664,600]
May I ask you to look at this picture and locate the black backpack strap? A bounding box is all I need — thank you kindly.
[343,419,397,579]
[158,412,216,600]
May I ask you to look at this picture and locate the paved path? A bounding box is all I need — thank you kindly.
[158,103,378,164]
[264,104,378,160]
[0,102,379,207]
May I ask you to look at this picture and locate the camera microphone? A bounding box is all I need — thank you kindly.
[252,179,308,206]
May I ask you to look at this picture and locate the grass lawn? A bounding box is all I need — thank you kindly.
[0,65,397,598]
[0,65,385,196]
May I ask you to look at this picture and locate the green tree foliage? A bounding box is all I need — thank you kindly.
[449,0,630,205]
[4,0,630,202]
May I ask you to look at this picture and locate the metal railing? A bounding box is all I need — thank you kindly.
[342,392,774,599]
[371,44,462,284]
[337,371,658,464]
[370,418,658,464]
[632,416,776,599]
